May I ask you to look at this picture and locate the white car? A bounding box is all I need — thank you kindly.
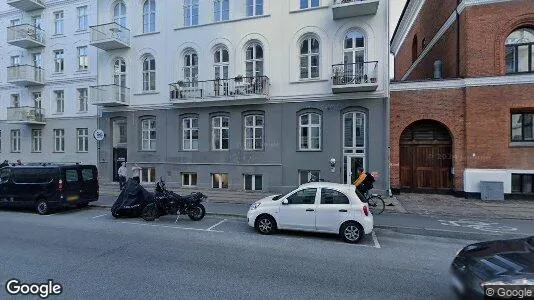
[247,182,373,243]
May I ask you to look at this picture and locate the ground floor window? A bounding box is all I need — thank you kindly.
[212,173,228,189]
[512,173,534,194]
[244,174,262,191]
[182,172,197,186]
[141,167,156,183]
[299,170,319,185]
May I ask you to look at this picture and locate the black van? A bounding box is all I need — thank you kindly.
[0,164,99,215]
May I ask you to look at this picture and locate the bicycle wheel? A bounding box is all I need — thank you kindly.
[367,195,385,215]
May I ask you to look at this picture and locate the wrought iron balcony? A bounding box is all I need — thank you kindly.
[7,106,45,125]
[7,65,45,86]
[169,76,270,103]
[89,84,130,107]
[332,61,378,93]
[332,0,380,19]
[90,23,130,50]
[7,0,45,11]
[7,24,46,48]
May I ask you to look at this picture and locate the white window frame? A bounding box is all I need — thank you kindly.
[184,0,199,27]
[141,118,156,151]
[10,56,20,66]
[78,88,88,112]
[246,0,263,16]
[214,46,230,80]
[299,113,321,151]
[213,0,229,22]
[182,172,198,186]
[54,129,65,152]
[183,50,198,85]
[141,167,156,183]
[244,115,263,150]
[54,11,64,35]
[11,94,20,108]
[182,117,199,151]
[33,92,42,109]
[32,129,42,152]
[77,6,88,31]
[245,43,264,77]
[10,19,21,26]
[77,128,89,152]
[299,36,320,80]
[243,174,263,191]
[212,173,229,189]
[343,111,366,151]
[11,130,21,153]
[142,55,156,91]
[300,0,320,9]
[54,50,64,73]
[114,1,127,26]
[55,90,64,113]
[77,46,88,71]
[212,116,229,150]
[142,0,156,33]
[299,170,320,185]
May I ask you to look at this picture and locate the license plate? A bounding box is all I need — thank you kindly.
[451,275,464,293]
[67,195,79,201]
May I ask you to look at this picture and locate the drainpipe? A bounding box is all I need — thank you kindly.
[456,0,461,78]
[386,0,392,197]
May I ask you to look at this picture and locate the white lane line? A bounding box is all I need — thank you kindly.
[92,213,108,219]
[119,221,223,233]
[206,219,227,231]
[372,231,381,249]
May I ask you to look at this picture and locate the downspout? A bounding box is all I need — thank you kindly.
[386,0,392,197]
[456,0,461,78]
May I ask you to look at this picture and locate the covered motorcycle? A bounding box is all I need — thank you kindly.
[111,179,153,218]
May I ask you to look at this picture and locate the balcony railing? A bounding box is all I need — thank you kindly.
[90,23,130,50]
[169,76,269,102]
[332,61,378,93]
[7,0,45,11]
[89,84,130,106]
[7,24,46,48]
[7,106,45,124]
[7,65,45,86]
[332,0,380,19]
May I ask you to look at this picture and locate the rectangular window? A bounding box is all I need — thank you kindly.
[54,11,64,35]
[141,168,156,183]
[512,174,534,194]
[212,173,229,189]
[33,92,42,109]
[214,0,230,22]
[55,90,64,113]
[184,0,199,27]
[299,113,321,150]
[77,6,88,31]
[299,170,320,185]
[212,116,229,150]
[141,119,156,151]
[77,46,88,71]
[32,129,42,152]
[244,174,262,191]
[78,88,88,112]
[183,117,199,150]
[77,128,89,152]
[11,130,21,152]
[54,50,64,73]
[182,172,198,186]
[11,94,20,108]
[300,0,320,9]
[10,19,21,26]
[244,115,263,150]
[10,56,20,66]
[54,129,65,152]
[511,113,534,142]
[247,0,263,16]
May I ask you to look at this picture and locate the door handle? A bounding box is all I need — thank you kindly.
[338,209,348,212]
[306,208,315,212]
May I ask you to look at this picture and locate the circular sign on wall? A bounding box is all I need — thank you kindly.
[93,129,105,141]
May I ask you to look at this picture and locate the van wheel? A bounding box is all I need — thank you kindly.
[36,199,50,215]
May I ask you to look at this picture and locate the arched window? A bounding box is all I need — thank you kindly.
[299,112,321,150]
[300,36,320,79]
[214,46,229,79]
[344,31,365,82]
[184,50,198,86]
[184,0,199,27]
[245,43,263,78]
[143,0,156,33]
[412,35,418,63]
[142,55,156,91]
[114,58,127,102]
[505,28,534,74]
[114,2,127,27]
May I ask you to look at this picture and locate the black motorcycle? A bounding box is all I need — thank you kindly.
[142,178,207,222]
[111,178,153,218]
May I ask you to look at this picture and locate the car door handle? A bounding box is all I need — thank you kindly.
[306,208,315,212]
[338,209,348,212]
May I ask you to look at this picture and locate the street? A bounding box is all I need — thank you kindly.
[0,206,470,299]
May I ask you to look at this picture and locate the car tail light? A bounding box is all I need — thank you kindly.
[58,179,63,192]
[363,205,369,216]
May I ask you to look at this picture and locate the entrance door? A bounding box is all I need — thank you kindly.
[344,156,364,185]
[400,120,453,192]
[113,148,127,182]
[112,118,127,181]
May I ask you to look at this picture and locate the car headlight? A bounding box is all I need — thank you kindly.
[249,202,261,210]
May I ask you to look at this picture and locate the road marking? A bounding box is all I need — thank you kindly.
[92,213,108,219]
[174,215,180,223]
[437,219,518,234]
[207,219,227,231]
[372,231,381,249]
[118,221,223,233]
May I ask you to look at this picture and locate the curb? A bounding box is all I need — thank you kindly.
[90,204,247,218]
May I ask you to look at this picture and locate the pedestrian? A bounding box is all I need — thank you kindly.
[131,163,142,184]
[117,162,127,190]
[0,160,8,168]
[16,159,22,166]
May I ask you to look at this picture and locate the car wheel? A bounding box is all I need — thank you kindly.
[340,222,363,243]
[35,199,50,215]
[255,215,276,235]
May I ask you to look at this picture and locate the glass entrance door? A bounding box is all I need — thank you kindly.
[344,156,365,185]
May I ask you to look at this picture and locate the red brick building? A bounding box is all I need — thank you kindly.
[390,0,534,197]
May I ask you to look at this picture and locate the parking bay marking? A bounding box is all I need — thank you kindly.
[372,231,381,249]
[92,213,108,219]
[206,219,228,231]
[118,221,224,233]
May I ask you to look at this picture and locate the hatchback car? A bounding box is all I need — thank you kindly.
[247,182,373,243]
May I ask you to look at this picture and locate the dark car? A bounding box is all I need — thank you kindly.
[0,164,99,215]
[450,236,534,299]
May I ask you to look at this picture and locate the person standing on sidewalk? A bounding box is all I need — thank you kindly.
[131,163,142,184]
[117,162,127,190]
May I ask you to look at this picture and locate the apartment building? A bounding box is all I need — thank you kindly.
[0,0,99,164]
[90,0,390,193]
[390,0,534,197]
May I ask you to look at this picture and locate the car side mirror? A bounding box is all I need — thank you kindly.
[281,199,289,205]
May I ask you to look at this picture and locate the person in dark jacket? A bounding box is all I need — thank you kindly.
[0,160,9,168]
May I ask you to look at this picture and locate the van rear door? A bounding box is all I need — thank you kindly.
[63,167,82,204]
[80,166,98,202]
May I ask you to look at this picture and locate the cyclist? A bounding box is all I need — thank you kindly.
[353,167,375,195]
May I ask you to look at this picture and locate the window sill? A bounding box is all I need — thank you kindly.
[289,6,329,14]
[133,91,160,96]
[509,142,534,147]
[139,150,157,152]
[51,34,66,39]
[53,151,65,153]
[51,72,65,76]
[52,113,64,116]
[180,149,199,152]
[31,151,42,153]
[76,151,89,153]
[76,69,89,74]
[76,111,88,114]
[10,151,21,153]
[290,78,329,84]
[211,149,229,151]
[174,14,270,31]
[244,149,264,152]
[74,29,89,35]
[133,31,160,38]
[296,149,322,152]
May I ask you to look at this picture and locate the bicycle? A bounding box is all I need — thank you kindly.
[362,191,385,215]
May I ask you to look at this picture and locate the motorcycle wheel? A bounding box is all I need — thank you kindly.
[111,210,121,218]
[142,204,159,222]
[188,203,206,221]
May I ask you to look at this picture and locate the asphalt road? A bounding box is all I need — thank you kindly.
[0,206,469,299]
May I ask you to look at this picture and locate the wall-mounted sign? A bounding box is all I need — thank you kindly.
[93,129,105,141]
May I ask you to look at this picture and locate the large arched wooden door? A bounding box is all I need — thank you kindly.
[400,120,453,192]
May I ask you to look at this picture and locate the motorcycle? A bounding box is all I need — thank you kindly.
[111,178,153,218]
[142,178,207,222]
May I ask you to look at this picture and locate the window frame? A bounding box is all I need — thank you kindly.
[54,11,64,35]
[77,6,88,31]
[213,46,230,80]
[300,0,320,9]
[511,173,534,194]
[505,28,534,74]
[11,94,20,108]
[142,55,156,91]
[78,88,88,112]
[211,173,229,189]
[31,129,42,153]
[298,112,322,151]
[299,36,320,80]
[182,117,199,151]
[141,167,156,183]
[54,50,64,73]
[114,1,127,27]
[140,118,157,151]
[245,43,264,78]
[298,170,320,185]
[181,172,198,186]
[77,46,89,71]
[76,128,89,152]
[212,115,230,151]
[53,129,65,153]
[184,0,200,27]
[10,129,21,153]
[183,50,198,86]
[244,114,264,151]
[246,0,264,17]
[54,90,64,114]
[243,174,263,191]
[142,0,156,33]
[511,112,534,142]
[213,0,230,22]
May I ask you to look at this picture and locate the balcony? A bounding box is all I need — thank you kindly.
[90,23,130,50]
[7,65,45,86]
[7,24,46,48]
[169,76,269,105]
[332,0,380,19]
[7,107,45,125]
[7,0,45,11]
[332,61,378,93]
[90,84,130,107]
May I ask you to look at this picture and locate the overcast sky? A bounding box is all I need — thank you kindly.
[390,0,407,37]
